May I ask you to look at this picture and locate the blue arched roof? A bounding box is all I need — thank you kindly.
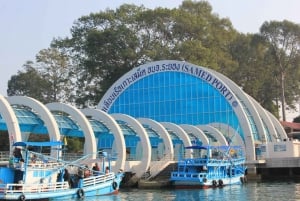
[108,71,244,140]
[0,108,45,133]
[143,125,160,138]
[116,120,138,136]
[0,107,111,138]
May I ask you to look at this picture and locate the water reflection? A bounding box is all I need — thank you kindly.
[76,181,300,201]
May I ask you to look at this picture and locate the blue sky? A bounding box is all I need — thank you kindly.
[1,0,300,101]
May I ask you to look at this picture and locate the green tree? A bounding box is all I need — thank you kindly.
[229,33,279,115]
[64,136,84,153]
[53,4,145,107]
[260,20,300,121]
[173,1,238,73]
[7,61,52,103]
[35,47,74,103]
[52,1,238,106]
[7,48,74,104]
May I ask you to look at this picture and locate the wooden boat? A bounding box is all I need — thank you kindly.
[170,145,247,188]
[0,141,123,200]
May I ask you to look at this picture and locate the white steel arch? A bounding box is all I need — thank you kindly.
[210,123,246,153]
[8,96,60,157]
[266,110,288,140]
[179,124,209,146]
[197,125,228,146]
[46,102,97,158]
[111,113,151,177]
[249,96,281,141]
[209,123,245,146]
[138,118,174,160]
[160,122,193,158]
[81,108,126,172]
[206,69,255,161]
[0,95,22,154]
[211,70,267,142]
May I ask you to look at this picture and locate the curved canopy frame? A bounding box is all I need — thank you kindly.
[138,118,174,160]
[197,125,228,146]
[160,122,193,158]
[81,108,126,172]
[180,124,210,146]
[111,113,151,177]
[8,96,60,157]
[46,102,97,158]
[0,95,22,154]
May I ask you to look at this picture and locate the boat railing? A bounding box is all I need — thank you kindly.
[27,161,64,169]
[0,152,98,165]
[208,158,244,165]
[83,172,115,186]
[61,153,85,161]
[26,150,97,171]
[0,181,69,194]
[179,157,245,166]
[0,151,9,162]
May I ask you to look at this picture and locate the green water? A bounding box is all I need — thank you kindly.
[75,181,300,201]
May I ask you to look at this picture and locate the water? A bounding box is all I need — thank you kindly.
[78,181,300,201]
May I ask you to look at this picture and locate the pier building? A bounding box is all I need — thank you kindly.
[0,60,298,179]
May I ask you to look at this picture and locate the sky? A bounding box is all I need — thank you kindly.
[1,0,300,119]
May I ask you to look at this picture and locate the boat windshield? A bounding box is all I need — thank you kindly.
[185,145,244,159]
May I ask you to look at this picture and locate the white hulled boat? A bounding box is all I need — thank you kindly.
[0,141,123,200]
[170,145,247,188]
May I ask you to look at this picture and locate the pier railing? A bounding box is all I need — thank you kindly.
[178,157,245,167]
[83,172,115,186]
[0,151,9,161]
[0,181,69,194]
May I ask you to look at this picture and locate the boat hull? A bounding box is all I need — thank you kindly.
[170,145,247,189]
[0,177,122,200]
[0,141,124,200]
[171,175,246,189]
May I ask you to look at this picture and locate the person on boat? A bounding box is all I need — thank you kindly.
[31,154,37,163]
[92,163,100,175]
[19,158,25,171]
[76,167,84,188]
[63,169,71,187]
[105,166,110,174]
[13,148,23,161]
[78,167,84,179]
[13,158,25,188]
[84,165,91,178]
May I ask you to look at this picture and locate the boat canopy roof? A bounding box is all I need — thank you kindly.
[13,141,63,147]
[185,146,208,150]
[185,145,242,150]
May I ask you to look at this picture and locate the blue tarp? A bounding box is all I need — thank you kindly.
[185,146,208,150]
[13,141,63,147]
[185,145,242,150]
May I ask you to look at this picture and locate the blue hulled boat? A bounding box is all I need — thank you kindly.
[0,141,123,200]
[170,145,247,188]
